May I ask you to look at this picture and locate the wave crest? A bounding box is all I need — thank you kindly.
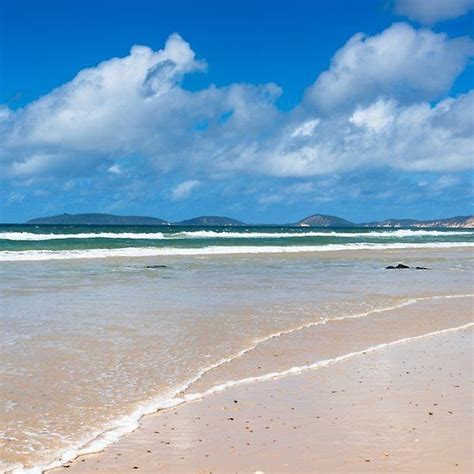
[0,229,471,241]
[1,242,472,261]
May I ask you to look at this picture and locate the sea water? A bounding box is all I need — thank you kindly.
[0,225,473,472]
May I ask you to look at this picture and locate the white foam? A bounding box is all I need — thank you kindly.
[185,321,474,399]
[177,229,472,239]
[8,295,473,474]
[1,242,472,262]
[1,229,471,241]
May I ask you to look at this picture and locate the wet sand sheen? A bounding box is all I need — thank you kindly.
[52,299,473,473]
[2,247,473,471]
[182,296,474,394]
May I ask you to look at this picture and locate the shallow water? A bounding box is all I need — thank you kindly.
[0,225,473,472]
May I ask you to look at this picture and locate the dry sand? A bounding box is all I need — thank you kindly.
[53,300,473,473]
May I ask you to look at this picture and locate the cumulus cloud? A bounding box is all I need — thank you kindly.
[6,35,204,151]
[394,0,474,24]
[304,23,473,112]
[260,92,474,176]
[1,33,280,179]
[0,25,473,192]
[349,99,396,133]
[171,180,200,200]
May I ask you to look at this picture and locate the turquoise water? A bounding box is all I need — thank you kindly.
[0,224,472,257]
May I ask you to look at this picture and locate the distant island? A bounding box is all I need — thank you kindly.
[27,213,168,226]
[26,213,243,227]
[296,214,474,229]
[25,213,474,228]
[296,214,354,228]
[359,216,474,228]
[295,214,474,229]
[177,216,244,226]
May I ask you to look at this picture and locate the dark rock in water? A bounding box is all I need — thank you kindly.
[145,265,168,269]
[386,263,410,269]
[385,263,430,270]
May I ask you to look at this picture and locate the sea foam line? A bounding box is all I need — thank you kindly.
[1,242,473,262]
[11,294,473,474]
[0,229,472,241]
[173,229,473,239]
[183,321,474,401]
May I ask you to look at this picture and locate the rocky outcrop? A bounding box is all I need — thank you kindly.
[385,264,429,270]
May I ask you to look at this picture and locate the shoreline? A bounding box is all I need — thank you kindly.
[52,323,473,473]
[41,295,474,474]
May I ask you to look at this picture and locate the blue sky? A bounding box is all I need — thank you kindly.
[1,0,473,223]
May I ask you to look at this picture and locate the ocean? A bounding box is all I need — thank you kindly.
[0,224,473,260]
[1,224,473,472]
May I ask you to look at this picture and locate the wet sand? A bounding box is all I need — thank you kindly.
[54,302,473,473]
[4,246,473,471]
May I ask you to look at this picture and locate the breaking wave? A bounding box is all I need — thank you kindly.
[1,242,472,262]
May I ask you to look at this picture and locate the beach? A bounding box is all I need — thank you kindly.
[1,225,473,472]
[4,0,474,470]
[54,303,473,473]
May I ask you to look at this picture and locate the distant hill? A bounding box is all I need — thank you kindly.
[361,216,474,229]
[295,213,474,228]
[27,213,168,225]
[25,213,473,228]
[361,218,420,227]
[177,216,244,226]
[296,214,355,227]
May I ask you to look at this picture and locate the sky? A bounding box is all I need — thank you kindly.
[0,0,473,224]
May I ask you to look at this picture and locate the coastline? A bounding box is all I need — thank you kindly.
[3,0,474,466]
[50,296,473,473]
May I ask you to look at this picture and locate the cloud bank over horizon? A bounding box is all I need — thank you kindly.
[1,18,473,222]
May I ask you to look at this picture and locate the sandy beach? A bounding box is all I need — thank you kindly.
[53,297,473,473]
[3,0,474,470]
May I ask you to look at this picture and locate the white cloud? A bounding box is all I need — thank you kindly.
[8,192,24,204]
[305,23,473,112]
[0,35,280,177]
[108,164,123,175]
[3,34,206,152]
[291,119,319,137]
[0,106,12,122]
[256,91,474,176]
[349,99,396,133]
[394,0,474,24]
[432,175,460,191]
[171,180,200,200]
[1,33,280,180]
[8,153,68,178]
[0,27,473,186]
